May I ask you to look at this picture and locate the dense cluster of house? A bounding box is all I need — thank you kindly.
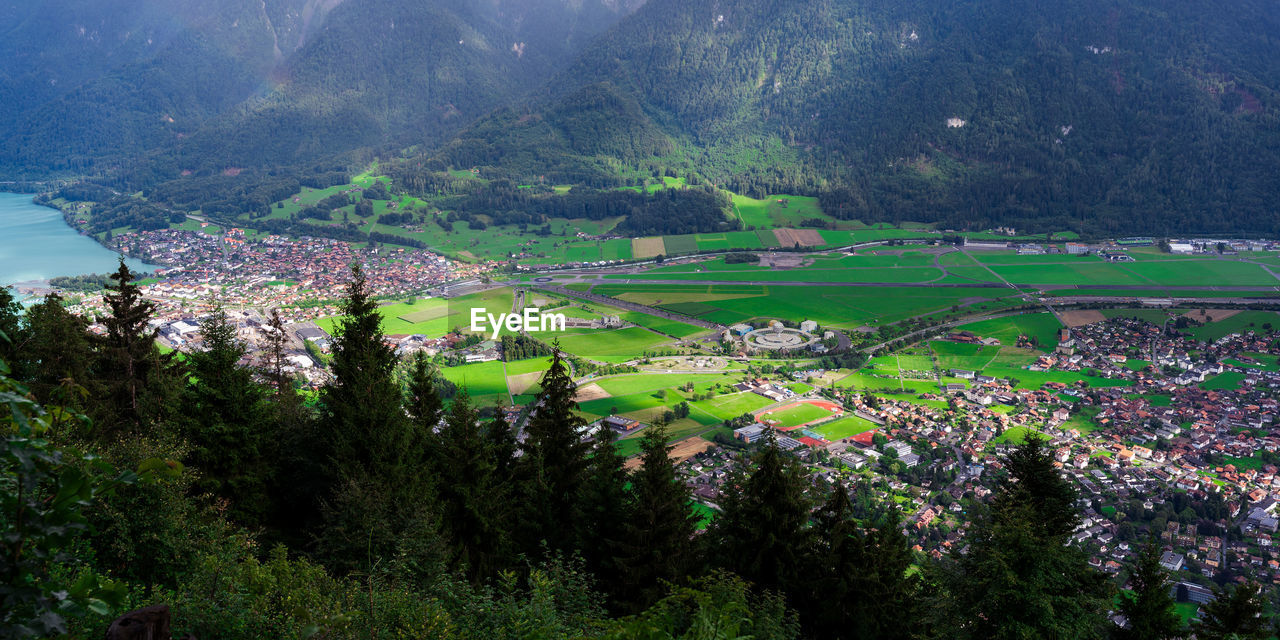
[669,317,1280,593]
[97,228,479,318]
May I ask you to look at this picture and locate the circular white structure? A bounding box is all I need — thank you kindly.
[743,326,818,352]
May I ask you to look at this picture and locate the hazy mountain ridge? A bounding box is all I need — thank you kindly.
[0,0,641,178]
[436,0,1280,234]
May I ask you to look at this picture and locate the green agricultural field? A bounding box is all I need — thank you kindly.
[757,402,836,428]
[732,194,831,228]
[314,288,514,338]
[593,283,1015,328]
[1224,353,1280,371]
[594,373,734,397]
[956,313,1063,351]
[661,235,699,255]
[617,311,706,338]
[439,361,511,406]
[976,255,1279,287]
[554,327,673,361]
[813,415,881,440]
[1062,407,1102,433]
[691,391,774,421]
[692,231,767,251]
[929,340,1002,370]
[619,264,947,284]
[980,356,1132,391]
[1186,311,1280,341]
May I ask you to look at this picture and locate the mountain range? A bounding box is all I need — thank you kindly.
[4,0,1280,234]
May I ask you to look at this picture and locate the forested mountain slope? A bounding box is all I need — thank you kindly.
[0,0,337,176]
[434,0,1280,235]
[0,0,641,179]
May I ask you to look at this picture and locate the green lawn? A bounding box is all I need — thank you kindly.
[1200,372,1246,390]
[993,426,1048,445]
[1222,455,1266,471]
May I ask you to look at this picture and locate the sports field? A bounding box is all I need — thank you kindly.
[756,400,841,429]
[812,415,880,440]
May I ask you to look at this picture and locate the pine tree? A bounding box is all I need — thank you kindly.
[803,481,920,640]
[182,308,272,525]
[995,433,1080,538]
[21,294,93,410]
[261,308,295,398]
[434,389,510,581]
[91,260,178,435]
[406,350,445,433]
[705,432,812,596]
[933,435,1112,639]
[1195,582,1270,640]
[0,285,26,376]
[484,411,518,480]
[1114,542,1181,640]
[316,264,439,573]
[615,423,698,611]
[576,423,630,605]
[516,347,591,556]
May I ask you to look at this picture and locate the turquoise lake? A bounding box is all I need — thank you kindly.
[0,192,157,286]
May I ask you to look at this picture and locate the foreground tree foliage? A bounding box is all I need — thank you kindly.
[930,435,1113,640]
[0,273,1254,638]
[1113,542,1182,640]
[1194,581,1272,640]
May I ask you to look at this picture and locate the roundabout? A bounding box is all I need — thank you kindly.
[743,323,819,352]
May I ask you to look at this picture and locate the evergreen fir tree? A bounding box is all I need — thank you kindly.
[0,285,26,377]
[1114,541,1181,640]
[434,389,510,582]
[316,264,439,573]
[1195,582,1270,640]
[261,308,295,399]
[933,435,1112,640]
[705,431,811,596]
[615,422,698,612]
[21,294,93,410]
[91,259,178,435]
[484,411,518,480]
[517,347,591,556]
[406,350,445,433]
[182,307,273,525]
[803,481,920,640]
[576,423,630,605]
